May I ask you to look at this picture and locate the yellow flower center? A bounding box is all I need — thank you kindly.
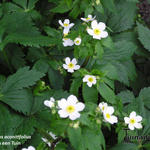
[68,63,74,69]
[130,119,135,124]
[106,113,111,119]
[102,106,105,111]
[64,23,69,27]
[94,28,101,35]
[66,105,75,113]
[88,77,94,82]
[76,40,80,44]
[64,33,68,37]
[86,17,91,20]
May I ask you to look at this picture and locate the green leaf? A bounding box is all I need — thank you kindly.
[51,1,71,13]
[0,89,34,115]
[70,78,82,96]
[101,37,114,50]
[79,127,105,150]
[48,68,64,90]
[33,59,49,73]
[82,83,98,103]
[0,12,54,49]
[2,66,45,92]
[13,0,27,9]
[67,127,82,149]
[97,82,115,104]
[117,90,135,104]
[138,87,150,109]
[101,0,116,12]
[137,22,150,52]
[95,41,104,59]
[28,0,39,10]
[107,0,137,32]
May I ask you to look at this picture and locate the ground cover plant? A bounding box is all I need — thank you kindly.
[0,0,150,150]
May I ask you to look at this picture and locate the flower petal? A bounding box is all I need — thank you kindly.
[87,82,93,87]
[91,20,98,29]
[110,115,118,124]
[72,58,77,64]
[67,95,78,104]
[69,112,80,120]
[75,102,85,111]
[128,124,135,130]
[63,28,70,34]
[105,106,114,115]
[65,57,70,65]
[136,115,142,122]
[58,20,64,27]
[64,19,70,24]
[69,23,74,28]
[93,35,101,39]
[58,110,68,118]
[63,64,68,70]
[98,22,106,30]
[68,68,74,73]
[28,146,35,150]
[124,117,130,124]
[130,111,136,118]
[87,29,94,36]
[58,98,67,109]
[134,123,142,129]
[100,31,108,38]
[74,65,80,70]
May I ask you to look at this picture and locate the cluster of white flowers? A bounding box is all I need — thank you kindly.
[59,19,82,47]
[22,146,35,150]
[59,14,108,47]
[98,102,143,130]
[44,95,85,121]
[99,102,118,124]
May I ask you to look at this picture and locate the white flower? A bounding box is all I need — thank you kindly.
[59,19,74,33]
[42,132,57,147]
[81,15,96,22]
[74,37,82,45]
[63,38,74,47]
[103,106,118,124]
[83,75,97,87]
[87,20,108,40]
[124,111,142,130]
[58,95,85,120]
[22,146,35,150]
[63,57,80,73]
[44,97,55,108]
[99,102,108,113]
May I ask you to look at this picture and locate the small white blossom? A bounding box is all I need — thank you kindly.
[44,97,55,108]
[59,19,74,33]
[87,20,108,40]
[83,75,97,87]
[81,15,96,22]
[42,132,57,147]
[22,146,35,150]
[99,102,108,113]
[74,37,82,45]
[63,57,80,73]
[63,38,74,47]
[103,106,118,124]
[58,95,85,120]
[124,111,142,130]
